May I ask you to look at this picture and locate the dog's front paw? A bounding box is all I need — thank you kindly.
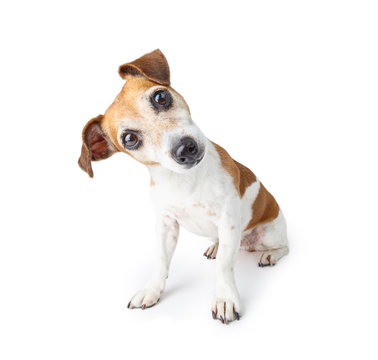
[212,297,241,324]
[128,288,161,310]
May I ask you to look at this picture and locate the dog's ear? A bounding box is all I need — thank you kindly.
[118,49,170,86]
[78,115,118,178]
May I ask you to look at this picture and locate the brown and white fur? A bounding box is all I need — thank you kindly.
[78,49,289,324]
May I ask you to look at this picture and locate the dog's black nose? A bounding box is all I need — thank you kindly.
[171,137,201,166]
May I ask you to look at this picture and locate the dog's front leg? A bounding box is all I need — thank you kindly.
[128,214,179,309]
[212,202,242,324]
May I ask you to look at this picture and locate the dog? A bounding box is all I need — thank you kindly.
[78,49,289,324]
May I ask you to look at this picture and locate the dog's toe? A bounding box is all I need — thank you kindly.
[258,253,276,267]
[128,288,160,309]
[203,243,218,260]
[258,247,289,267]
[212,298,241,324]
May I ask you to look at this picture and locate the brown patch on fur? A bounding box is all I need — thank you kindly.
[138,159,160,166]
[104,76,157,147]
[212,142,241,195]
[244,183,280,231]
[234,159,257,196]
[211,142,256,197]
[150,178,155,187]
[211,142,279,230]
[118,49,170,86]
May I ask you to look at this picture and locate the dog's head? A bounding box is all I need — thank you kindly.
[78,49,206,178]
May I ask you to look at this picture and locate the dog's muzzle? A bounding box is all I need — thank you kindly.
[171,137,204,168]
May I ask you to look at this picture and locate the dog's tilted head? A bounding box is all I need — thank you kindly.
[78,49,207,177]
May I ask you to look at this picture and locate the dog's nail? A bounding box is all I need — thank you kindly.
[235,312,240,320]
[212,310,216,319]
[212,309,218,319]
[220,316,225,324]
[127,301,131,309]
[141,304,146,310]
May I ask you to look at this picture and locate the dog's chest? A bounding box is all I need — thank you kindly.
[150,176,225,238]
[169,199,221,238]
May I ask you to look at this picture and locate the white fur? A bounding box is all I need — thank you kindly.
[128,140,289,323]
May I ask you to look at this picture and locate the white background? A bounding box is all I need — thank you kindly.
[1,1,377,359]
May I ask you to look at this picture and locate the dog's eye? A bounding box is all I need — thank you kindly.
[151,89,172,110]
[122,130,141,150]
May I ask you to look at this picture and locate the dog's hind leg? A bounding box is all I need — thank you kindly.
[255,211,289,267]
[203,239,219,259]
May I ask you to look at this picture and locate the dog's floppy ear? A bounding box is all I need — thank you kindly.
[118,49,170,86]
[78,115,118,178]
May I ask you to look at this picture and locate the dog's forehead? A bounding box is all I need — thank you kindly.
[104,76,155,123]
[121,75,157,95]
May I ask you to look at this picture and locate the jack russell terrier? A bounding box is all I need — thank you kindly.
[78,49,289,324]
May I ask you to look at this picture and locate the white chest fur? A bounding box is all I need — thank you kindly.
[148,142,239,238]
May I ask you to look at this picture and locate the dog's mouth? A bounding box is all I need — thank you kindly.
[194,153,205,165]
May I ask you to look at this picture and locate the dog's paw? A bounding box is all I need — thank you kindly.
[203,243,218,260]
[258,252,276,267]
[127,288,161,310]
[258,247,289,267]
[212,297,241,324]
